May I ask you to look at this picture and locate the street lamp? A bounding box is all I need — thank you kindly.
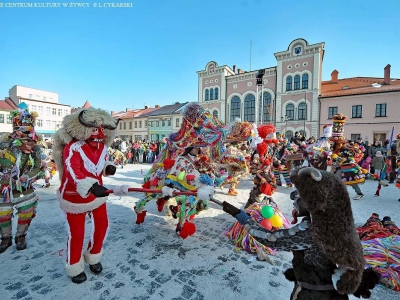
[281,115,290,139]
[303,93,307,138]
[256,69,265,124]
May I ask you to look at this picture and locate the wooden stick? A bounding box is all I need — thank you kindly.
[105,187,197,196]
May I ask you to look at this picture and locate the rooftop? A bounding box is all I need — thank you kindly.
[112,107,161,119]
[145,102,187,117]
[321,66,400,98]
[321,77,400,98]
[0,98,18,110]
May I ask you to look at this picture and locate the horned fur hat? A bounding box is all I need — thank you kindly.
[290,167,366,295]
[53,107,119,180]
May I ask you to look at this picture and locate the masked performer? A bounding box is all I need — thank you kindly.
[223,167,381,299]
[0,103,43,253]
[135,103,224,238]
[53,108,118,284]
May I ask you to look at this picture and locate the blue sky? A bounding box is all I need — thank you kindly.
[1,0,399,112]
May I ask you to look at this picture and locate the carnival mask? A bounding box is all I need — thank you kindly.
[87,126,105,148]
[19,137,36,154]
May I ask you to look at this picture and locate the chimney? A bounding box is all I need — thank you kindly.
[233,65,236,73]
[144,105,148,109]
[111,111,114,115]
[384,64,391,85]
[155,105,160,108]
[238,68,243,74]
[331,70,338,84]
[126,108,130,112]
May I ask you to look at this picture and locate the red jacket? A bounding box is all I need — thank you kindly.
[58,140,112,214]
[149,143,157,152]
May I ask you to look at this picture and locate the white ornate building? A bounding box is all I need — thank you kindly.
[197,38,325,139]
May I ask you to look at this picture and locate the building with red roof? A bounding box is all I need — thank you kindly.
[112,105,162,141]
[320,64,400,142]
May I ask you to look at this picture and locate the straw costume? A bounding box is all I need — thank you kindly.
[135,103,226,238]
[0,103,44,253]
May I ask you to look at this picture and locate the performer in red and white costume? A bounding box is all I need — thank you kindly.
[53,108,119,284]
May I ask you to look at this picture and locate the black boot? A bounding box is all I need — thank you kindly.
[71,272,87,284]
[0,236,12,253]
[15,235,27,251]
[89,262,103,274]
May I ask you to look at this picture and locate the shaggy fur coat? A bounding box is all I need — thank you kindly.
[243,167,380,299]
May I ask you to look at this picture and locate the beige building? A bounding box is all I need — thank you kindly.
[0,98,17,133]
[8,85,71,139]
[112,106,161,142]
[320,65,400,142]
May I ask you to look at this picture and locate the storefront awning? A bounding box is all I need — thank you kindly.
[36,130,56,134]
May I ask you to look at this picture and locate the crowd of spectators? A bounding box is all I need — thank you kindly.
[108,137,166,167]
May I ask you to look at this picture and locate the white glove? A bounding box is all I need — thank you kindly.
[197,185,215,202]
[113,185,129,196]
[162,186,176,197]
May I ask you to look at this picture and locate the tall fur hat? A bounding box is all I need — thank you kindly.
[290,167,366,295]
[52,107,119,180]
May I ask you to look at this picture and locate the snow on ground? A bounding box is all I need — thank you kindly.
[1,163,399,300]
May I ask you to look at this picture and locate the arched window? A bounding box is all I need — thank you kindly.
[230,96,241,121]
[285,130,294,141]
[298,102,307,120]
[210,88,214,100]
[294,75,300,90]
[262,92,272,122]
[214,87,219,100]
[205,89,209,101]
[212,110,219,119]
[302,74,309,89]
[244,94,255,122]
[286,76,292,91]
[286,103,294,120]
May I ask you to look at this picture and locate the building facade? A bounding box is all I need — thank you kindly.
[113,106,160,142]
[197,38,325,139]
[146,102,188,142]
[8,85,71,139]
[0,98,17,132]
[320,65,400,143]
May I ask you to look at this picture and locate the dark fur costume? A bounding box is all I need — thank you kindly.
[243,167,380,299]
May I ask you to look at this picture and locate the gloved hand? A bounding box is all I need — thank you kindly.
[222,201,241,216]
[222,202,250,225]
[105,165,117,176]
[162,186,175,197]
[90,183,109,197]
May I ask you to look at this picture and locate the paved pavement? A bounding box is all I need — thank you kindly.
[1,164,399,300]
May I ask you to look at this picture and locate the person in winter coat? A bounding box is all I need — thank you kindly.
[368,141,386,174]
[149,142,158,162]
[137,143,145,163]
[368,141,386,160]
[372,151,385,176]
[119,139,127,156]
